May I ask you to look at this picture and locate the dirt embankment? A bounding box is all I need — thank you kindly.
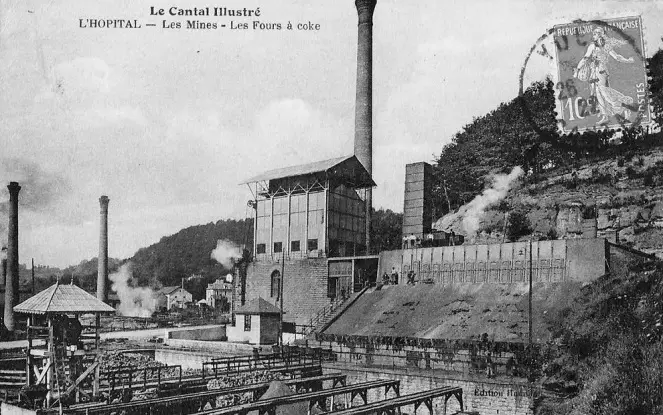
[324,282,582,343]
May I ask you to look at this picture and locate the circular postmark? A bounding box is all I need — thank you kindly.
[519,16,651,136]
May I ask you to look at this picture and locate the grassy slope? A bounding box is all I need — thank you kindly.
[535,260,663,414]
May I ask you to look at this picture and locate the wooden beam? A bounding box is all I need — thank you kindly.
[65,361,99,396]
[35,361,52,385]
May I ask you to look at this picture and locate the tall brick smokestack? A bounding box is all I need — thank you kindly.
[354,0,377,254]
[97,196,109,302]
[1,248,6,286]
[4,182,20,332]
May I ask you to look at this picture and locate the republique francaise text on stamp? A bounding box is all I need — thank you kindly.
[552,16,650,133]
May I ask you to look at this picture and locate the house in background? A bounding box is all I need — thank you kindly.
[206,279,233,311]
[155,286,192,310]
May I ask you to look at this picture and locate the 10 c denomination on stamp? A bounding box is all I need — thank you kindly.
[552,16,650,134]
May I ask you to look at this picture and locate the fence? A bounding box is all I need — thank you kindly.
[309,335,547,379]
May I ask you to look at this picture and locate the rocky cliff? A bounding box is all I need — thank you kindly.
[434,148,663,258]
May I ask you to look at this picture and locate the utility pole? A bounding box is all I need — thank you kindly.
[31,258,35,295]
[279,249,285,349]
[528,237,533,345]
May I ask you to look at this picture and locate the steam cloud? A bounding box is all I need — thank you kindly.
[462,167,524,236]
[109,263,156,318]
[211,239,243,268]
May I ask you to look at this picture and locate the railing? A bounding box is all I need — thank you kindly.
[301,293,350,336]
[101,364,183,401]
[201,349,321,380]
[301,285,372,336]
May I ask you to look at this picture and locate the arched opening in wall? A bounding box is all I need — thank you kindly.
[270,270,281,301]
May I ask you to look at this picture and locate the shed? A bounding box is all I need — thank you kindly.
[13,282,114,406]
[227,297,281,345]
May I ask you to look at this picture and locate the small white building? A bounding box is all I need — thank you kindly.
[227,297,281,345]
[155,286,192,310]
[205,279,233,311]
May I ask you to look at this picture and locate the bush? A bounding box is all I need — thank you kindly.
[625,166,637,179]
[507,210,532,242]
[643,172,655,187]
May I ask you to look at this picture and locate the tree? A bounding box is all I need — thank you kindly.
[129,218,254,294]
[506,210,532,242]
[370,208,403,252]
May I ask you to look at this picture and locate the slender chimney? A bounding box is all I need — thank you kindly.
[1,247,6,286]
[4,182,20,332]
[97,196,109,302]
[354,0,377,254]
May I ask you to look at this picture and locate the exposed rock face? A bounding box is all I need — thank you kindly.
[434,149,663,258]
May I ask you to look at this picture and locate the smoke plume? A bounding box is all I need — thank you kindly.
[462,167,523,236]
[109,263,156,318]
[211,239,243,268]
[0,157,70,247]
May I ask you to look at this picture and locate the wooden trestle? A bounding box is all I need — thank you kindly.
[67,373,346,414]
[327,385,464,415]
[198,379,400,415]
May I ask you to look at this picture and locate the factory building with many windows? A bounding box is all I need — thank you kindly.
[240,155,379,325]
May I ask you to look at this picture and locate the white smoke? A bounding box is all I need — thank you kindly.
[109,263,156,318]
[211,239,243,268]
[462,167,524,236]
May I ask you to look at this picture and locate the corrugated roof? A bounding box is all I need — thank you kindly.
[241,155,375,188]
[235,297,281,315]
[14,282,115,315]
[242,155,350,184]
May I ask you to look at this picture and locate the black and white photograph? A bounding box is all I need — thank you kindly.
[1,1,663,414]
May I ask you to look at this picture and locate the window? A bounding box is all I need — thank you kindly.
[273,242,282,253]
[256,243,266,254]
[308,238,318,251]
[291,240,300,252]
[244,314,251,331]
[327,277,337,299]
[271,270,281,299]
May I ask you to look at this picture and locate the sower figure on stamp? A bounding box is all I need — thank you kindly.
[574,26,635,124]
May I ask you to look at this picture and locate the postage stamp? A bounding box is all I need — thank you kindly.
[552,16,650,133]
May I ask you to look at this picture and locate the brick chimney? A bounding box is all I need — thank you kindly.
[354,0,377,253]
[4,182,20,332]
[97,196,109,302]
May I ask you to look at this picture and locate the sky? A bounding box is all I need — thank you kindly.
[1,0,662,267]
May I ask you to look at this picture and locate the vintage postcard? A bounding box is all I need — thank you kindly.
[1,2,662,415]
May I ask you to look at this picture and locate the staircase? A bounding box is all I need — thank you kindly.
[302,286,370,336]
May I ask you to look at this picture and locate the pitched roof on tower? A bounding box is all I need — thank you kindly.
[241,155,375,188]
[14,282,115,315]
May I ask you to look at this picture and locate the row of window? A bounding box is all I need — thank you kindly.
[256,193,326,216]
[256,238,318,254]
[255,210,325,230]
